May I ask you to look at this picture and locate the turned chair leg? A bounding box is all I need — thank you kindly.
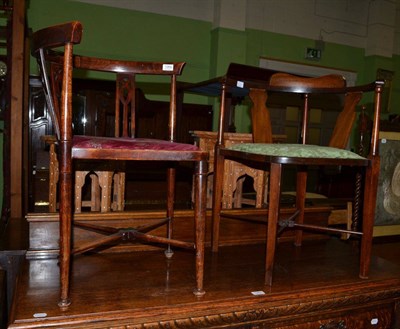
[58,148,73,308]
[193,160,207,296]
[164,167,175,259]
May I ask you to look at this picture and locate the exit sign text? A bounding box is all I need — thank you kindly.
[305,47,321,60]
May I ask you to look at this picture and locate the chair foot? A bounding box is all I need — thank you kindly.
[264,271,273,286]
[58,298,71,308]
[359,274,369,280]
[164,248,174,259]
[193,288,205,297]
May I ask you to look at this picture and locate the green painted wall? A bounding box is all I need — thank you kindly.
[0,121,3,215]
[26,0,400,132]
[28,0,212,104]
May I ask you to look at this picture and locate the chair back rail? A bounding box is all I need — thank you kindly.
[31,21,83,141]
[267,73,384,155]
[32,21,185,142]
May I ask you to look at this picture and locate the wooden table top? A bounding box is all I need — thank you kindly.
[8,237,400,328]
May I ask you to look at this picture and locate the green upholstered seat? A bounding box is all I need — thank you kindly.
[229,143,366,160]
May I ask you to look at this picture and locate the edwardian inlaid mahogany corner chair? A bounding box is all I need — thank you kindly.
[211,72,384,286]
[31,21,208,307]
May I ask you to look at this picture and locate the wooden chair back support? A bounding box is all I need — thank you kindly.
[74,56,183,140]
[211,70,384,288]
[248,88,273,143]
[31,21,208,308]
[268,73,359,147]
[38,53,184,143]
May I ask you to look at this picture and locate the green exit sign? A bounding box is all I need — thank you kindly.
[305,47,322,60]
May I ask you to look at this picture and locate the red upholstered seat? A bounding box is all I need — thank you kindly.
[73,136,200,151]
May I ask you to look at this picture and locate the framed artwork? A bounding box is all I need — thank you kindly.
[375,134,400,227]
[376,69,394,113]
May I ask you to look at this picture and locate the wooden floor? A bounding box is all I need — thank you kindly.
[7,230,400,328]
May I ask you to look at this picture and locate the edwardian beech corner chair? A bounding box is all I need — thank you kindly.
[31,21,208,307]
[211,72,383,286]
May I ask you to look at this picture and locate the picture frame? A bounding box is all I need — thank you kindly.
[374,132,400,236]
[376,69,394,113]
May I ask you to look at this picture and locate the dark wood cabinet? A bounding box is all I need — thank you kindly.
[27,78,54,211]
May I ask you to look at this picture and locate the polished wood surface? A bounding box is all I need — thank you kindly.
[25,208,333,260]
[8,237,400,328]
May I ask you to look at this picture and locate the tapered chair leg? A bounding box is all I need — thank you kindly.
[265,163,282,286]
[294,169,307,247]
[58,143,73,308]
[165,167,176,259]
[360,159,379,278]
[193,160,207,296]
[212,150,225,252]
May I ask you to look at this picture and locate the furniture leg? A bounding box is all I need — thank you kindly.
[233,176,245,208]
[165,167,175,258]
[48,143,58,212]
[254,171,267,208]
[89,173,101,211]
[360,158,380,278]
[222,160,236,208]
[97,171,113,212]
[265,163,282,286]
[206,174,213,208]
[193,160,207,296]
[58,142,72,308]
[294,169,307,247]
[212,150,225,252]
[112,172,125,211]
[74,171,89,213]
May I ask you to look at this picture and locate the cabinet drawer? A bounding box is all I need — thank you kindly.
[319,307,392,329]
[267,304,394,329]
